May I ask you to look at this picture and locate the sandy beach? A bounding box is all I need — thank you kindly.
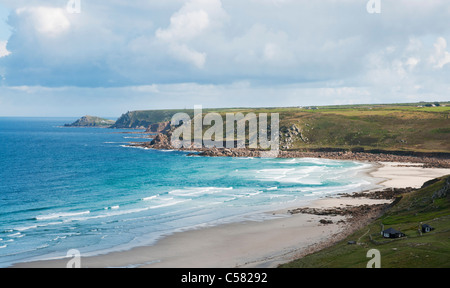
[12,161,450,268]
[371,162,450,189]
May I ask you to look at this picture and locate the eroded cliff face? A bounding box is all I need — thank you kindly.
[110,111,152,129]
[146,121,171,133]
[281,124,309,150]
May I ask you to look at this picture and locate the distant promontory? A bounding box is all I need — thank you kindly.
[64,116,116,128]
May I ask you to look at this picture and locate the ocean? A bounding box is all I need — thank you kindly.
[0,118,380,267]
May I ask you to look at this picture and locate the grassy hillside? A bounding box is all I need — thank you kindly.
[112,102,450,153]
[280,175,450,268]
[277,104,450,153]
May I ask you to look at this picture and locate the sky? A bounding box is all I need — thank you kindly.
[0,0,449,117]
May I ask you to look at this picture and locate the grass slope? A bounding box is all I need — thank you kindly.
[280,175,450,268]
[278,104,450,153]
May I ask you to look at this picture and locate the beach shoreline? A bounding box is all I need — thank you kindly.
[11,160,450,268]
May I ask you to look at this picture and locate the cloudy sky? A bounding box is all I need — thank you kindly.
[0,0,449,117]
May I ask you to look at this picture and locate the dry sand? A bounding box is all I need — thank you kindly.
[371,162,450,189]
[13,161,450,268]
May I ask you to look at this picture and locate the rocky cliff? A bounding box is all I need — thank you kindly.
[64,116,115,128]
[146,121,171,133]
[111,110,194,129]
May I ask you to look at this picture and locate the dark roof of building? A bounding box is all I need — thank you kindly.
[383,228,402,234]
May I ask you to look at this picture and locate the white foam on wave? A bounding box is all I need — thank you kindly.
[35,211,91,221]
[245,191,263,198]
[37,243,50,249]
[256,168,295,181]
[67,208,149,222]
[8,232,24,238]
[269,194,289,200]
[169,187,233,197]
[142,195,159,201]
[149,199,190,209]
[57,198,188,223]
[52,236,67,241]
[255,166,324,184]
[120,145,150,150]
[14,225,38,232]
[276,158,302,164]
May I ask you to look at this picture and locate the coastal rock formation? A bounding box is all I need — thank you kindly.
[288,204,389,223]
[146,121,171,133]
[281,124,309,150]
[111,111,151,129]
[148,133,172,149]
[339,187,416,200]
[127,117,450,169]
[130,133,450,168]
[64,116,115,128]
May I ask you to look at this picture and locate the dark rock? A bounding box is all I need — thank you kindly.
[320,219,333,225]
[146,121,171,133]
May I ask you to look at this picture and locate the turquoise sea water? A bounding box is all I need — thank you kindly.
[0,118,379,267]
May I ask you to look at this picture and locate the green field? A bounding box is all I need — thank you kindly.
[112,102,450,153]
[280,175,450,268]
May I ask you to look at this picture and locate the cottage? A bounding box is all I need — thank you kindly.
[421,224,434,233]
[382,228,405,239]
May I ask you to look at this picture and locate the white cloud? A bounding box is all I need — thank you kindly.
[430,37,450,69]
[156,10,210,42]
[360,35,450,102]
[405,57,420,71]
[0,40,10,57]
[230,24,293,68]
[0,0,449,111]
[170,44,207,69]
[155,0,227,69]
[16,7,70,37]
